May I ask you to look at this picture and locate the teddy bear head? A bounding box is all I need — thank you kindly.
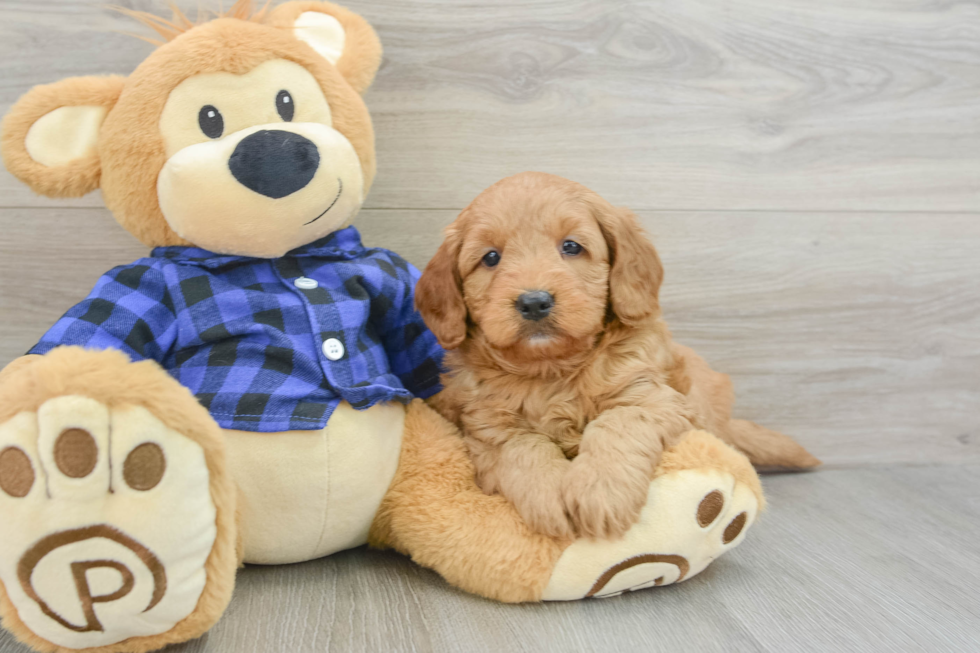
[1,1,382,258]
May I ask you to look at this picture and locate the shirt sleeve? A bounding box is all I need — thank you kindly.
[29,260,179,364]
[373,252,445,399]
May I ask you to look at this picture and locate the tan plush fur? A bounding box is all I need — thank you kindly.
[0,348,238,653]
[111,0,274,44]
[417,172,817,540]
[654,430,765,510]
[0,76,124,198]
[119,1,382,95]
[266,1,382,95]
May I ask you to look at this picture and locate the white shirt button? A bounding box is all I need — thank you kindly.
[322,338,345,361]
[294,276,318,290]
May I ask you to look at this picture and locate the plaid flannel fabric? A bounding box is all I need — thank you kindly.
[30,227,444,432]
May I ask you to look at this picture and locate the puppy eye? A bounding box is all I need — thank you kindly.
[562,240,583,256]
[482,251,501,268]
[276,90,295,122]
[198,105,224,139]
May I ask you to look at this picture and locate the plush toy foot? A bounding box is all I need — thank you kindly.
[0,349,237,653]
[543,430,763,600]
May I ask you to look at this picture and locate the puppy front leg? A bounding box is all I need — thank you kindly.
[468,430,575,539]
[563,391,693,539]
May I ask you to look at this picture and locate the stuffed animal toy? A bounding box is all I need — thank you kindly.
[0,3,807,652]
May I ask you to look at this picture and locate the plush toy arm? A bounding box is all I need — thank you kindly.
[372,252,444,399]
[28,260,179,364]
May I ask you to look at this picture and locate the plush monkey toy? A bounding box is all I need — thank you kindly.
[0,3,772,652]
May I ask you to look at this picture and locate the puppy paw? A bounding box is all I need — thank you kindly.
[513,492,575,540]
[561,455,647,540]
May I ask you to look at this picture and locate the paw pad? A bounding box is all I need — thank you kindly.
[697,489,748,545]
[0,446,34,498]
[697,490,724,526]
[123,442,166,492]
[54,428,98,479]
[723,511,747,544]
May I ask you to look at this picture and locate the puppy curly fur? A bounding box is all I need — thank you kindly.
[417,172,819,540]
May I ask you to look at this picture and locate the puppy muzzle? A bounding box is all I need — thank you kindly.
[516,291,554,321]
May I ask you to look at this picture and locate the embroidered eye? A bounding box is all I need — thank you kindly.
[482,251,501,268]
[562,240,583,256]
[276,90,295,122]
[198,105,223,139]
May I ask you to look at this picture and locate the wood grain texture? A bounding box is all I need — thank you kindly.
[3,208,977,467]
[0,0,977,211]
[1,1,978,652]
[2,464,977,653]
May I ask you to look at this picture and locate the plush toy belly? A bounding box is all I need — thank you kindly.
[224,401,405,565]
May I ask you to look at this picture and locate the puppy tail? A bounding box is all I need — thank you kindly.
[720,419,821,471]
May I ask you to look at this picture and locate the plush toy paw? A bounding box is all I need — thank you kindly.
[0,395,227,651]
[542,430,763,600]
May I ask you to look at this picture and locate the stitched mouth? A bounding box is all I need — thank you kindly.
[304,178,344,225]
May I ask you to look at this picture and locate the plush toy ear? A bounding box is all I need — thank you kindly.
[416,224,468,350]
[1,76,124,198]
[593,203,664,326]
[267,1,383,95]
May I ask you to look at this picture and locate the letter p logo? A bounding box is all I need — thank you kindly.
[17,525,167,633]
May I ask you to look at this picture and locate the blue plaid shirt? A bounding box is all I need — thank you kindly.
[30,227,444,432]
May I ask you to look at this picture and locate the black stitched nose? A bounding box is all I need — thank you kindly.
[516,291,554,321]
[228,130,319,199]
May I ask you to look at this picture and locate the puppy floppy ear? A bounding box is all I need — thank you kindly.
[416,224,468,349]
[267,1,382,95]
[1,76,124,198]
[594,204,664,325]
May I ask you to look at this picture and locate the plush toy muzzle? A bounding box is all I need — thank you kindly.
[154,56,366,257]
[228,129,320,199]
[158,119,363,257]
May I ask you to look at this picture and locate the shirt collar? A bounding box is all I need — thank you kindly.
[151,226,367,270]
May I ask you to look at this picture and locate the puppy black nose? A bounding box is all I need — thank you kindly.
[516,291,554,321]
[228,129,319,199]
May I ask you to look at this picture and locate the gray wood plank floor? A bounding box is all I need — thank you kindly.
[0,1,977,652]
[2,465,978,653]
[0,0,978,212]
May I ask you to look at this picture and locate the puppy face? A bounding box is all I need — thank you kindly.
[457,185,610,358]
[417,172,664,362]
